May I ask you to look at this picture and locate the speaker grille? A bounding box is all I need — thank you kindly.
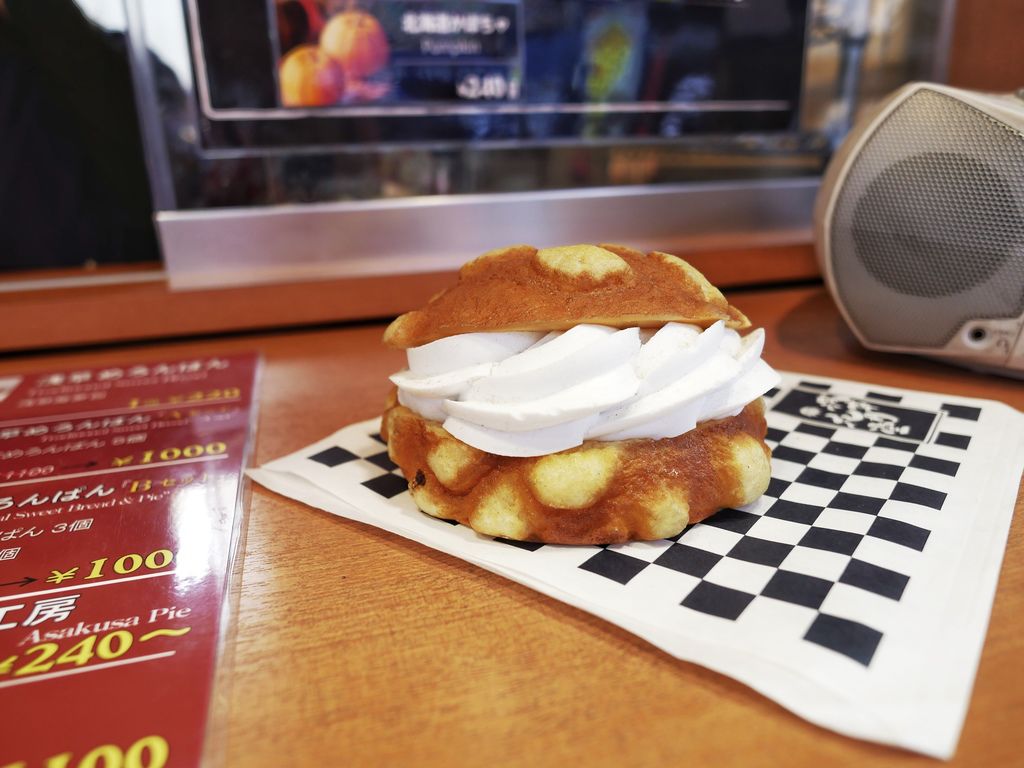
[830,88,1024,348]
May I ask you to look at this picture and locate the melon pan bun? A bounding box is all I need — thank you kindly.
[381,243,772,544]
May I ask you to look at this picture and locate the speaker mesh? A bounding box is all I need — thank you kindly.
[830,88,1024,348]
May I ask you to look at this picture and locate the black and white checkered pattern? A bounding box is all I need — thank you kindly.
[305,380,979,667]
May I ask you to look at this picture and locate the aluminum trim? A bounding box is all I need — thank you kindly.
[156,179,819,290]
[197,100,793,121]
[159,177,819,221]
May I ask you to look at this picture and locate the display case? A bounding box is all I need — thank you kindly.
[1,0,973,353]
[121,0,954,288]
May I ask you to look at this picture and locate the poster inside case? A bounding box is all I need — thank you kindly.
[192,0,808,147]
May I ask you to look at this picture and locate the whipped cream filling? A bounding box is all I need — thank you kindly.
[390,321,780,458]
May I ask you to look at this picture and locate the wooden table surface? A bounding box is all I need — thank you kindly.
[3,285,1021,767]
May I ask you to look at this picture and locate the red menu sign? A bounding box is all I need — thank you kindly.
[0,355,259,768]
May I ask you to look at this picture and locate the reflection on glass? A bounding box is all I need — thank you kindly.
[136,0,950,210]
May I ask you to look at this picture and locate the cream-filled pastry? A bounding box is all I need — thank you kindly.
[381,243,776,544]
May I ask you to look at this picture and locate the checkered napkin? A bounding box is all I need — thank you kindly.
[249,373,1024,759]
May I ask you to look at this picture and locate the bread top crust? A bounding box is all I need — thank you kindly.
[383,243,751,349]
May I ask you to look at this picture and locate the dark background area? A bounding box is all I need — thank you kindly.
[0,0,157,271]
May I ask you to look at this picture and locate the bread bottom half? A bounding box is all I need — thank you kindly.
[381,396,771,545]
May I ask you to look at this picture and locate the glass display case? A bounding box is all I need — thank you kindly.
[1,0,957,287]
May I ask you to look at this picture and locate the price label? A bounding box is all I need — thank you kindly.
[456,72,520,100]
[3,734,170,768]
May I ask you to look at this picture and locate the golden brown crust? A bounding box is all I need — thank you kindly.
[381,399,771,544]
[383,243,751,349]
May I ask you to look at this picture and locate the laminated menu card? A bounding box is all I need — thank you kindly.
[0,354,259,768]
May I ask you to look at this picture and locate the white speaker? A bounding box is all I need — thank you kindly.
[815,82,1024,377]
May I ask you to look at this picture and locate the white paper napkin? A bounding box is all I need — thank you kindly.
[249,372,1024,759]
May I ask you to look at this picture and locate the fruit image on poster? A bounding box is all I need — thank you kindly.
[276,1,392,106]
[321,9,390,79]
[279,44,347,106]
